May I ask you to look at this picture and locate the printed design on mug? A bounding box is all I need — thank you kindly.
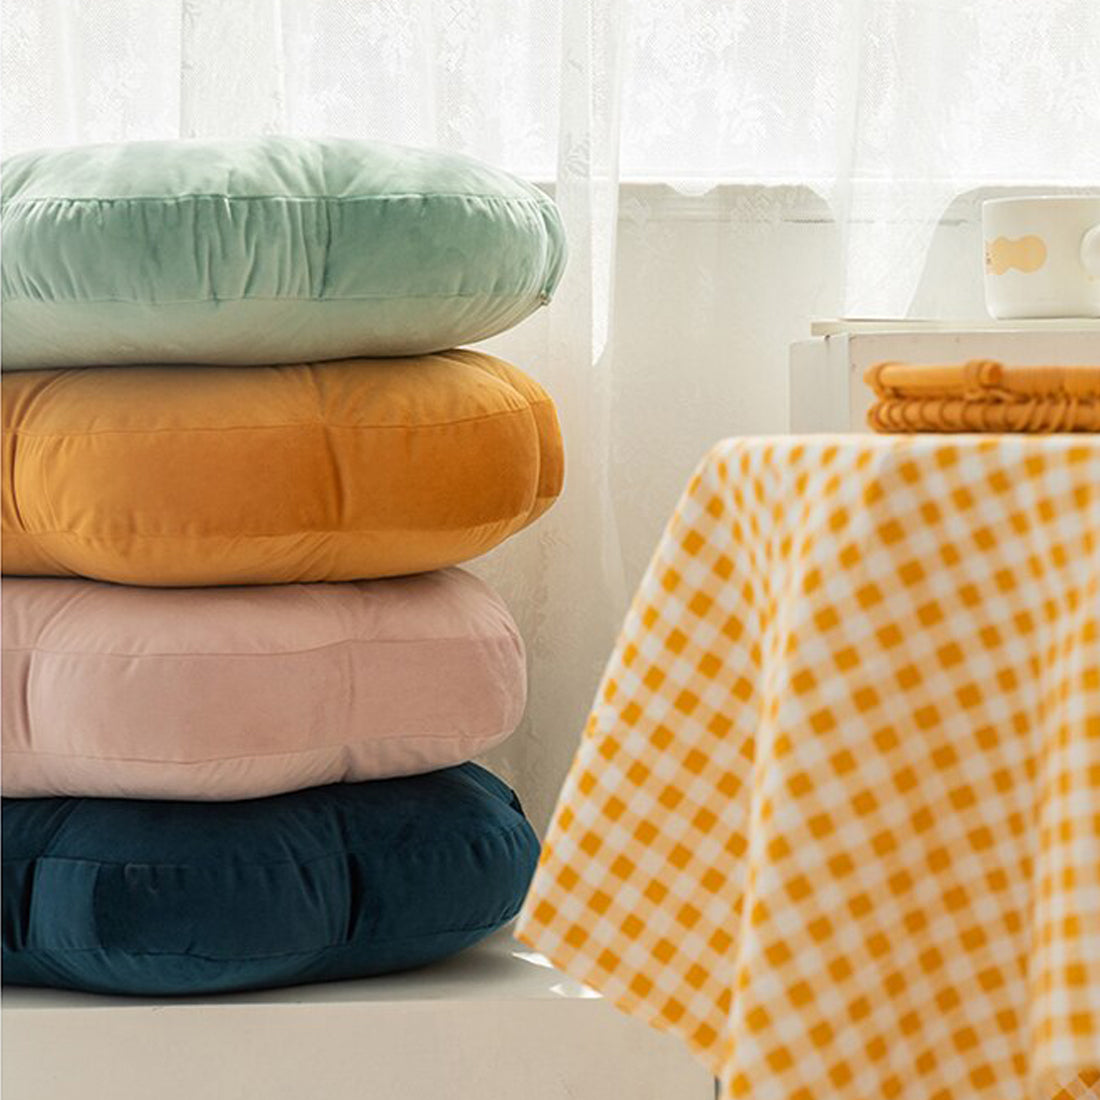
[985,234,1047,275]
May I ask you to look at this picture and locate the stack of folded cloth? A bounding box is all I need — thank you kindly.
[866,358,1100,433]
[0,136,566,996]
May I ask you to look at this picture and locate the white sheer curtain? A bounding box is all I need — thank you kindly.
[7,0,1099,310]
[4,0,1099,824]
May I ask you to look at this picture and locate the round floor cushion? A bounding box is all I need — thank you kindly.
[2,764,540,995]
[3,570,525,800]
[1,135,566,369]
[2,350,563,586]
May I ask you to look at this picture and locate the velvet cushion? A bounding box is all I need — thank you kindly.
[2,764,539,995]
[2,570,525,800]
[1,136,566,369]
[2,351,563,586]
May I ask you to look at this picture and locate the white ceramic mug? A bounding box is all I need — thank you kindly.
[982,196,1100,319]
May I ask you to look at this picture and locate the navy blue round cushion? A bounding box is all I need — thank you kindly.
[2,764,539,996]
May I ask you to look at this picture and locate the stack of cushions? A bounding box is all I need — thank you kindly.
[1,136,565,996]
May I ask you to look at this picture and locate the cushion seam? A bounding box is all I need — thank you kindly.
[2,818,533,872]
[2,509,551,539]
[0,728,509,762]
[1,289,548,306]
[2,192,555,208]
[2,634,518,659]
[4,398,551,438]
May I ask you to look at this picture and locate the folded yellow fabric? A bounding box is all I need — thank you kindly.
[2,351,563,586]
[866,359,1100,433]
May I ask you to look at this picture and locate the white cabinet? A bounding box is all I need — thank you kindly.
[790,319,1100,434]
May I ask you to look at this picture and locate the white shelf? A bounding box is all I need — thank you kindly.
[792,325,1100,433]
[810,317,1100,336]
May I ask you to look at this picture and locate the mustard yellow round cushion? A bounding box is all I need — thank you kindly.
[2,351,563,586]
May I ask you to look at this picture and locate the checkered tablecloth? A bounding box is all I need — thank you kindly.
[517,435,1100,1100]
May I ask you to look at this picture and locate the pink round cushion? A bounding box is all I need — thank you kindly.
[2,570,525,800]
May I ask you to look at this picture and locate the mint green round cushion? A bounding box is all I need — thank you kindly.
[1,137,566,369]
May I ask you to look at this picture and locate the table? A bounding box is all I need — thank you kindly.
[518,434,1100,1100]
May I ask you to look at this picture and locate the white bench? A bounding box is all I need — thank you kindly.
[2,929,712,1100]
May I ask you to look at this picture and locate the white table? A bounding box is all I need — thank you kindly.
[789,318,1100,433]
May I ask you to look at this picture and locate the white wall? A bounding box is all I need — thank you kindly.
[609,185,837,587]
[609,183,988,591]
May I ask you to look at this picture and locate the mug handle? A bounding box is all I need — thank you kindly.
[1082,224,1100,276]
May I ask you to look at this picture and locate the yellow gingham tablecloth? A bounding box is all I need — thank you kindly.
[517,435,1100,1100]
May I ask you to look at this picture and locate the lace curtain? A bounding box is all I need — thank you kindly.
[4,0,1099,824]
[8,1,1099,310]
